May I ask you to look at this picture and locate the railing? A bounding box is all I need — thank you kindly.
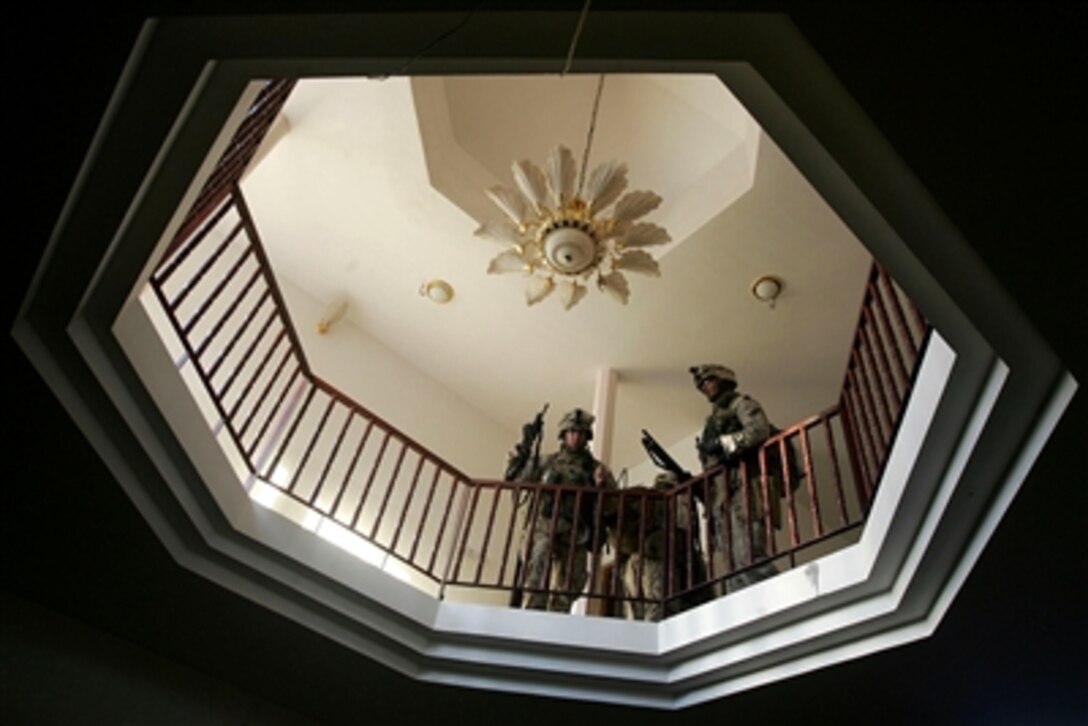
[446,405,870,612]
[164,78,297,262]
[151,188,475,586]
[838,263,931,508]
[419,260,927,611]
[150,81,929,616]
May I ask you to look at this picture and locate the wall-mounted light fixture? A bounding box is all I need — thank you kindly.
[316,293,349,333]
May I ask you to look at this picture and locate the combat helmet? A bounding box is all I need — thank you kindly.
[557,407,595,441]
[652,471,678,491]
[689,363,737,390]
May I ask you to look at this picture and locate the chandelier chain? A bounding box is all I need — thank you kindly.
[378,2,484,79]
[562,0,592,76]
[577,74,606,197]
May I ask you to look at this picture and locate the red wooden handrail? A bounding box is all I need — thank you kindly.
[152,188,473,582]
[837,262,930,508]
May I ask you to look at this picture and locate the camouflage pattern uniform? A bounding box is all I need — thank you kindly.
[517,409,611,612]
[692,364,778,593]
[618,472,697,621]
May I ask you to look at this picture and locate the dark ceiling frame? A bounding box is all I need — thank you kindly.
[12,10,1076,709]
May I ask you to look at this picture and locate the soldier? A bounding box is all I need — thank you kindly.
[618,472,699,622]
[512,408,614,612]
[691,364,778,593]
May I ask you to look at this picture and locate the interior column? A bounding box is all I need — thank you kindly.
[587,367,619,617]
[590,367,618,466]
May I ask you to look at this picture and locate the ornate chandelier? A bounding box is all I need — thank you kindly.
[474,78,671,309]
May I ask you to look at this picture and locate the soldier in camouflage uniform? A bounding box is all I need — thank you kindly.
[618,472,697,622]
[514,408,614,612]
[691,364,778,593]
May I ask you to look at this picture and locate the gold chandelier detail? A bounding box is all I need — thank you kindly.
[474,79,670,309]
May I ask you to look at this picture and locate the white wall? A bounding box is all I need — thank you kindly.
[280,278,512,479]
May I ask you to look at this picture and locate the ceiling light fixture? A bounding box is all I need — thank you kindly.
[475,75,671,309]
[420,279,454,304]
[751,274,783,309]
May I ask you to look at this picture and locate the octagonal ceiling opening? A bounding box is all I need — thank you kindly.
[124,62,912,688]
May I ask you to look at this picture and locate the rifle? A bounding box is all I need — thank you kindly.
[640,429,693,484]
[504,403,549,482]
[506,403,548,607]
[640,429,711,610]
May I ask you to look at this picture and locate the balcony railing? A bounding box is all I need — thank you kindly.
[151,190,475,587]
[838,263,931,505]
[148,81,930,616]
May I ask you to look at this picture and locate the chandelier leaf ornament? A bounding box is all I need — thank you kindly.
[474,76,671,309]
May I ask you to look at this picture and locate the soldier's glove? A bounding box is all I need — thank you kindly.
[719,434,743,457]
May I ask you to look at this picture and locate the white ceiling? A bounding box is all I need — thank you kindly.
[240,74,872,473]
